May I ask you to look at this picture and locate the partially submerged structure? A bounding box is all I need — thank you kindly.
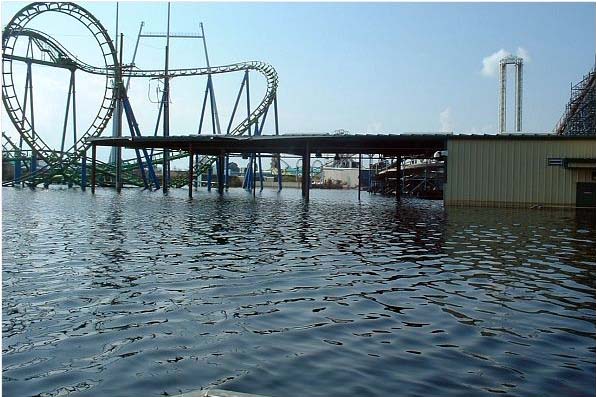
[89,133,596,208]
[2,2,595,208]
[444,135,596,208]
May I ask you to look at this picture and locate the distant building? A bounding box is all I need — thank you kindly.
[321,167,360,188]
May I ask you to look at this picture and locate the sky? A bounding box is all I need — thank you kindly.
[1,1,595,163]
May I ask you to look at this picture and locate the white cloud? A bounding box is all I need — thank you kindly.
[365,121,383,135]
[516,47,531,63]
[481,49,510,77]
[481,47,531,77]
[439,107,454,132]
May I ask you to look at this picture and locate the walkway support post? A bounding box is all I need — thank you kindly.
[274,95,282,192]
[358,153,362,201]
[218,152,225,194]
[224,155,229,191]
[396,155,401,200]
[207,166,212,191]
[188,146,193,198]
[91,144,96,194]
[277,155,283,192]
[368,155,372,193]
[14,153,21,184]
[252,154,257,198]
[81,150,87,191]
[31,151,37,174]
[302,144,310,201]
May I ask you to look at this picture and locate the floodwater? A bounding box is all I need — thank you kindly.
[2,187,595,397]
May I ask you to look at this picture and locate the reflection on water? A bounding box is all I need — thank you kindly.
[3,187,595,397]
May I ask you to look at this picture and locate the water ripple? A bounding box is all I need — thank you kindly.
[3,187,595,397]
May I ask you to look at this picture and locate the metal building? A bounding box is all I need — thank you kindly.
[444,135,596,208]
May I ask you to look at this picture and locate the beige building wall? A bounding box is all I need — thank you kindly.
[444,137,596,208]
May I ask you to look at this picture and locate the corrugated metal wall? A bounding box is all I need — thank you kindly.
[445,138,596,207]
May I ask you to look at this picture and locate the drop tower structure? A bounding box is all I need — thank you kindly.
[499,55,523,133]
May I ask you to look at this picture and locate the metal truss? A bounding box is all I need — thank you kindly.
[555,62,596,136]
[2,2,280,189]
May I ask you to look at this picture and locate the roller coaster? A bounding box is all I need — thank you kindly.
[555,60,596,136]
[2,2,280,189]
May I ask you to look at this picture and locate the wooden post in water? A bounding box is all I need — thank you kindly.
[91,144,96,194]
[188,146,193,198]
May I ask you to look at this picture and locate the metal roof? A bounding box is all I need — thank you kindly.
[88,133,594,156]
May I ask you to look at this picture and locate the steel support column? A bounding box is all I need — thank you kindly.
[14,154,21,184]
[207,166,212,191]
[358,153,362,201]
[91,144,96,194]
[368,155,372,193]
[163,44,170,194]
[188,147,194,198]
[115,142,122,192]
[274,95,282,192]
[499,61,507,133]
[224,155,229,191]
[81,151,87,191]
[396,155,401,201]
[243,159,251,190]
[252,154,256,197]
[515,62,523,132]
[217,152,225,194]
[116,34,124,193]
[302,144,310,201]
[163,4,171,192]
[258,153,264,192]
[277,154,283,192]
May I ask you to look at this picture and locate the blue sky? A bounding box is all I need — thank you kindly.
[1,1,594,157]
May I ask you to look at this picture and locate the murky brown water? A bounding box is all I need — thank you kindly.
[3,187,595,397]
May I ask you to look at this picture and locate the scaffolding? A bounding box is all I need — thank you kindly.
[555,61,596,136]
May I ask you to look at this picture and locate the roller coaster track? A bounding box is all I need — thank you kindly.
[2,3,118,173]
[2,2,278,187]
[555,63,596,136]
[4,29,278,138]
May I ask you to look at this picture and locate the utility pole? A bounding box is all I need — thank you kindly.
[162,2,171,193]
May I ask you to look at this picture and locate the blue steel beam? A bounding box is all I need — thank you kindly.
[197,79,210,135]
[122,97,160,189]
[227,72,248,135]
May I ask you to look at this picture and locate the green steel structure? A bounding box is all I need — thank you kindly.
[2,2,280,190]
